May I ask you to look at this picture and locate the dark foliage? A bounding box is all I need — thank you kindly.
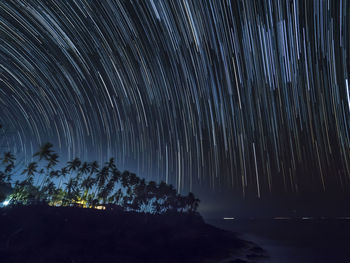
[0,143,200,214]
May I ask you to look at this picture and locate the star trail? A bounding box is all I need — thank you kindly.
[0,0,349,197]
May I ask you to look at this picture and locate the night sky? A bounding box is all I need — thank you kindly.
[0,0,349,200]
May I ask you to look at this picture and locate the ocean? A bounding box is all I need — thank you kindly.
[206,217,350,262]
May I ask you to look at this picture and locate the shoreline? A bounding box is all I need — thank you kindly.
[206,217,350,263]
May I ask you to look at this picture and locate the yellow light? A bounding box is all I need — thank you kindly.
[95,205,106,210]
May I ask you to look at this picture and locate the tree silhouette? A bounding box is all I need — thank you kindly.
[39,152,59,188]
[67,158,82,172]
[33,142,54,160]
[110,168,121,183]
[2,152,15,164]
[58,167,68,189]
[186,192,200,213]
[89,161,99,175]
[96,166,109,189]
[66,158,82,182]
[81,175,96,202]
[1,143,200,214]
[97,181,114,204]
[79,162,91,176]
[106,158,116,171]
[47,153,59,169]
[111,189,123,206]
[22,162,38,178]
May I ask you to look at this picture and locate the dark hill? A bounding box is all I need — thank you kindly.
[0,205,263,263]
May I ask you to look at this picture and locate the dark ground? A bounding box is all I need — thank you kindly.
[0,205,265,263]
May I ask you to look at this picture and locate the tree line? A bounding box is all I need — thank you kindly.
[0,143,200,214]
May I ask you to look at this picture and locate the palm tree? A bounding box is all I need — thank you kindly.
[4,162,15,183]
[75,161,89,182]
[106,158,116,171]
[2,152,15,183]
[96,166,109,189]
[64,178,77,194]
[126,186,132,197]
[46,182,56,196]
[79,162,91,176]
[89,161,99,175]
[121,171,131,188]
[35,168,44,187]
[61,167,68,176]
[33,142,54,160]
[81,175,96,201]
[67,158,82,172]
[110,168,121,183]
[23,176,34,187]
[49,170,59,179]
[47,153,59,169]
[41,181,56,202]
[22,162,38,178]
[40,153,59,187]
[97,181,114,204]
[111,189,123,205]
[66,157,81,182]
[131,178,148,212]
[2,152,15,164]
[81,175,96,192]
[4,141,200,212]
[129,173,140,188]
[86,193,96,208]
[64,178,79,205]
[58,167,68,189]
[4,163,14,173]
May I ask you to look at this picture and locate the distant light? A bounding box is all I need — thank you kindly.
[2,200,10,206]
[273,217,291,220]
[302,217,312,220]
[95,205,106,210]
[223,217,235,220]
[337,217,350,220]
